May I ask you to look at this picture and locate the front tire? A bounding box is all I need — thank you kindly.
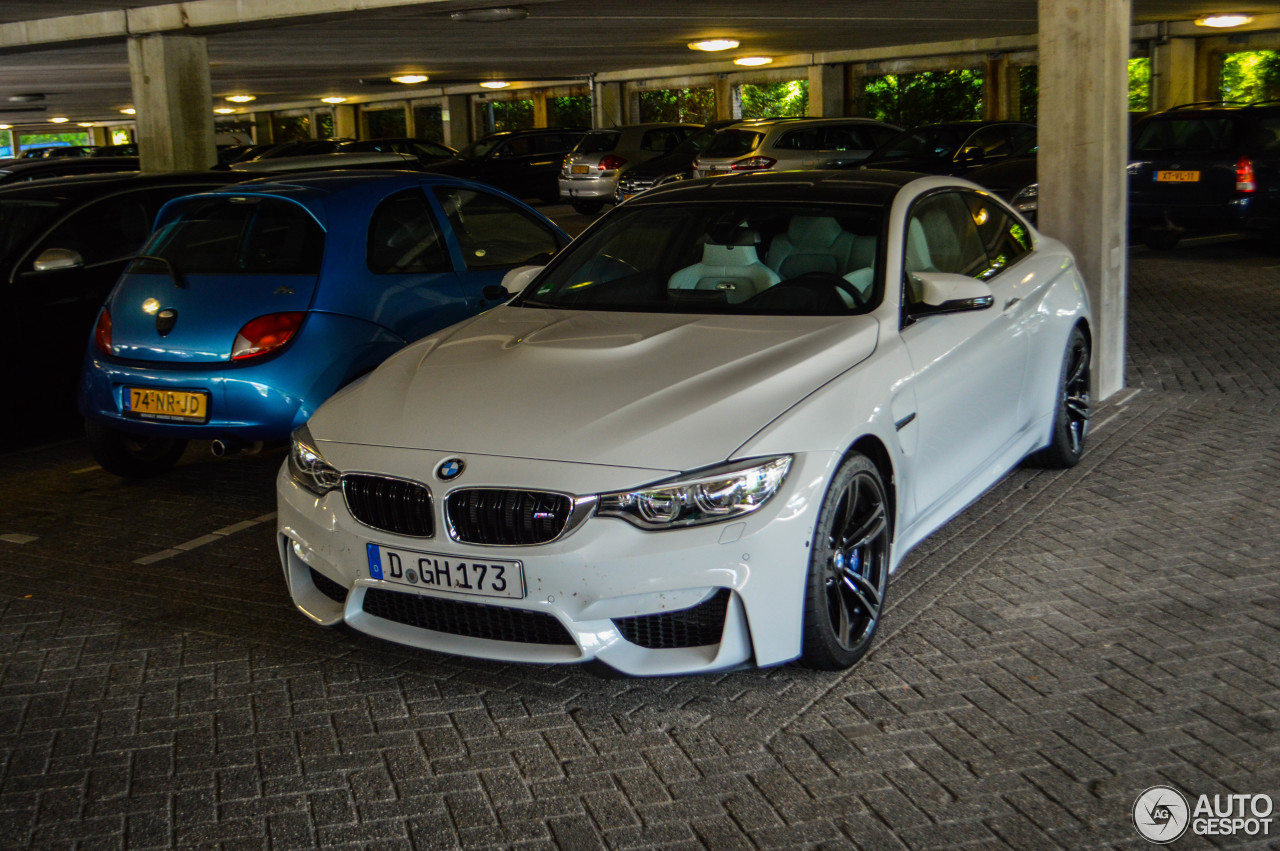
[800,453,891,670]
[85,418,188,478]
[1027,326,1091,469]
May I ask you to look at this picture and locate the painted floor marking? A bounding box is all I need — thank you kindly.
[134,512,277,564]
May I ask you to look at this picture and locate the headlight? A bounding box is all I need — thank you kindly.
[288,424,341,496]
[597,456,791,530]
[1012,183,1038,213]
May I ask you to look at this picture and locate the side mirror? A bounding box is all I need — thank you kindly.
[907,271,994,317]
[960,146,986,163]
[487,264,544,300]
[32,247,85,272]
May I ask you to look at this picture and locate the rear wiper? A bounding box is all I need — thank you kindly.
[131,254,185,289]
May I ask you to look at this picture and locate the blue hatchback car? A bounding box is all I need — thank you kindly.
[80,171,569,476]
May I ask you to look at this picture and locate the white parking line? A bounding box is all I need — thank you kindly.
[133,512,277,564]
[0,534,39,545]
[71,466,101,474]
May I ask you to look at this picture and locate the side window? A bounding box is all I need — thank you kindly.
[965,126,1013,157]
[821,126,863,151]
[903,192,989,303]
[963,193,1033,280]
[530,135,570,155]
[25,192,152,271]
[367,189,450,274]
[776,128,822,151]
[433,186,563,270]
[641,128,679,152]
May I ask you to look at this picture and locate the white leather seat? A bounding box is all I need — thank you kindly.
[668,242,781,304]
[766,216,859,278]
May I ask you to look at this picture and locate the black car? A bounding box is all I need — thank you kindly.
[338,137,456,167]
[0,170,251,442]
[422,127,587,202]
[0,157,141,186]
[858,121,1037,175]
[614,119,742,203]
[967,154,1040,222]
[1128,101,1280,249]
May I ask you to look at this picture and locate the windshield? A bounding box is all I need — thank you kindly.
[873,126,971,160]
[518,202,884,316]
[136,195,324,275]
[0,197,69,261]
[702,130,765,158]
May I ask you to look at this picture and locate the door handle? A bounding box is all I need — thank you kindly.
[1003,297,1020,312]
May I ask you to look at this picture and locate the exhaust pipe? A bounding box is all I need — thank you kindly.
[210,437,245,457]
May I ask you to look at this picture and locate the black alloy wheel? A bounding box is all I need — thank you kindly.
[1028,326,1091,469]
[84,418,189,478]
[800,453,891,670]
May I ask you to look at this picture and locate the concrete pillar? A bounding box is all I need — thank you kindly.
[1037,0,1130,400]
[594,81,624,128]
[442,94,471,146]
[1150,38,1196,111]
[253,112,272,145]
[126,34,216,172]
[984,56,1020,120]
[847,66,868,117]
[808,64,846,117]
[713,76,733,121]
[532,92,549,128]
[89,126,110,146]
[1194,41,1221,103]
[333,105,357,139]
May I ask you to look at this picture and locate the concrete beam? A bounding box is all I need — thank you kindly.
[1037,0,1131,400]
[808,65,845,117]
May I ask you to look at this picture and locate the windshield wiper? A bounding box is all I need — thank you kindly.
[131,254,185,289]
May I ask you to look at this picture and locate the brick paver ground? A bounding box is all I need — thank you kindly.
[1,236,1277,849]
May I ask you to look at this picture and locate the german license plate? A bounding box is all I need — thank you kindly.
[125,387,208,421]
[572,165,590,174]
[367,543,525,600]
[1156,170,1199,182]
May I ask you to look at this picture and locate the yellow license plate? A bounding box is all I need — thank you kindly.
[1156,170,1199,183]
[571,165,590,174]
[126,387,208,421]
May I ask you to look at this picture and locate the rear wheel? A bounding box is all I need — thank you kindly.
[85,418,188,478]
[571,199,604,215]
[800,453,891,670]
[1027,326,1091,469]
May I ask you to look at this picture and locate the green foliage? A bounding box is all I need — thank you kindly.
[1019,66,1038,122]
[638,88,716,124]
[485,99,534,133]
[863,70,983,127]
[738,80,809,118]
[272,114,312,142]
[18,131,91,148]
[548,95,591,127]
[1128,57,1151,111]
[1221,50,1280,103]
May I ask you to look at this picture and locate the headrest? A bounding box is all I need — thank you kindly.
[787,216,843,248]
[704,224,762,247]
[701,242,762,267]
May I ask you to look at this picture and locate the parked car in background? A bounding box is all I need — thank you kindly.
[422,128,587,202]
[338,138,457,167]
[19,145,93,159]
[276,169,1090,676]
[614,119,742,203]
[967,154,1039,222]
[92,144,139,157]
[0,170,251,443]
[858,121,1037,175]
[693,117,900,177]
[240,139,356,161]
[1128,101,1280,249]
[0,157,140,186]
[558,123,700,214]
[81,172,570,476]
[229,151,424,174]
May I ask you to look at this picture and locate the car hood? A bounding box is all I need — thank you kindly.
[310,306,879,471]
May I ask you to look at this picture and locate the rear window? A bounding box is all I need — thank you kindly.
[1132,117,1239,154]
[577,132,620,154]
[138,196,323,275]
[702,130,765,158]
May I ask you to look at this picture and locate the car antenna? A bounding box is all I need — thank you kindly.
[132,254,185,288]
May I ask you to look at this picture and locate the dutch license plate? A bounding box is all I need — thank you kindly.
[1156,170,1199,183]
[572,165,590,174]
[367,543,525,600]
[125,387,208,421]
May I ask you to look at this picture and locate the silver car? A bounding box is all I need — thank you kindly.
[693,117,901,177]
[559,123,700,213]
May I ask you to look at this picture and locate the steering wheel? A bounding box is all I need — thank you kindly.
[748,271,868,311]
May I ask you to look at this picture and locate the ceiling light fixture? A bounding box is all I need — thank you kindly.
[688,39,740,52]
[451,6,528,22]
[49,117,68,123]
[391,74,429,84]
[479,81,510,89]
[78,122,95,127]
[734,56,773,66]
[214,108,237,114]
[226,94,256,103]
[321,96,348,104]
[1195,14,1253,27]
[0,124,11,130]
[120,107,136,115]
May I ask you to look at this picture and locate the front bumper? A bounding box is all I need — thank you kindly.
[276,444,837,676]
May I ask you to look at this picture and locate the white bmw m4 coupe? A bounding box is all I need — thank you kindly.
[277,170,1092,676]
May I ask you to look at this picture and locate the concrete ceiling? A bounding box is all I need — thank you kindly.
[1,0,1279,129]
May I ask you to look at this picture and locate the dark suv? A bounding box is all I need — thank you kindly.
[1129,101,1280,249]
[422,127,587,202]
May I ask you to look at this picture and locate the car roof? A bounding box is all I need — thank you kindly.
[0,169,246,201]
[628,168,923,206]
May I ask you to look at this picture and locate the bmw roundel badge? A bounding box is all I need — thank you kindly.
[436,458,465,481]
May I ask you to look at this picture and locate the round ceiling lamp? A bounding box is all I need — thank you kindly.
[1194,14,1253,27]
[225,94,256,103]
[480,81,510,89]
[391,74,429,84]
[322,96,348,104]
[734,56,773,66]
[688,39,740,52]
